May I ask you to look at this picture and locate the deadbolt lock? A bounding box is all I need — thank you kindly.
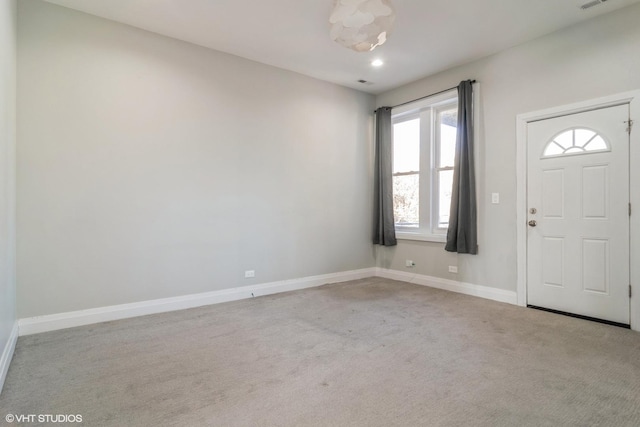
[529,208,537,214]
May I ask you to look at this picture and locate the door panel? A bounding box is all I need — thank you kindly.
[582,165,608,219]
[542,237,564,287]
[542,169,564,218]
[582,239,608,294]
[527,104,630,325]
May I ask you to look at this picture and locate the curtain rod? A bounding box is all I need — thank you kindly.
[377,79,476,112]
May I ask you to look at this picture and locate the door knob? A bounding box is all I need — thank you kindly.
[528,220,537,227]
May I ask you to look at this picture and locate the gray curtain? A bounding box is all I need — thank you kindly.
[373,107,397,246]
[445,80,478,254]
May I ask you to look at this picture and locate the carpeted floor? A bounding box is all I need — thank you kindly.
[1,277,640,426]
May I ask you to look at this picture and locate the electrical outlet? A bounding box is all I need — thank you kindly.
[491,193,500,204]
[244,270,255,278]
[405,260,415,268]
[448,266,458,273]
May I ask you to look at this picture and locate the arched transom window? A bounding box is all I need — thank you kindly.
[542,128,610,158]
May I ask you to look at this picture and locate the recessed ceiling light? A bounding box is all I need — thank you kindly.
[371,59,384,67]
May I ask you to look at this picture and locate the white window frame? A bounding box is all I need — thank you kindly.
[392,89,458,243]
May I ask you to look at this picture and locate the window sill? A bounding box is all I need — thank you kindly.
[396,231,446,243]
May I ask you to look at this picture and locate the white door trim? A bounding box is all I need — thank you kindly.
[516,90,640,331]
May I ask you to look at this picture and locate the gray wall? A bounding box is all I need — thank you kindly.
[17,1,375,318]
[18,0,640,319]
[375,3,640,291]
[0,0,17,377]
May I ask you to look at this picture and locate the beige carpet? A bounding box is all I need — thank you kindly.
[1,277,640,426]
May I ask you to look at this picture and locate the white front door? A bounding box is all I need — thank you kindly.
[527,104,630,325]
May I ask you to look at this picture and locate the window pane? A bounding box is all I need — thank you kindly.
[575,129,596,147]
[393,119,420,173]
[554,131,573,149]
[584,135,607,151]
[438,108,457,167]
[544,142,564,157]
[393,174,419,227]
[438,169,454,228]
[565,147,584,154]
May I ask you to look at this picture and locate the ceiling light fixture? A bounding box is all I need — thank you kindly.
[371,59,384,67]
[329,0,396,53]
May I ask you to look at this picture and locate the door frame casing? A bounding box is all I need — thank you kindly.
[516,90,640,331]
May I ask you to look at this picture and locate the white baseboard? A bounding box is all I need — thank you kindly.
[18,268,377,336]
[18,266,517,337]
[0,322,19,394]
[376,268,518,305]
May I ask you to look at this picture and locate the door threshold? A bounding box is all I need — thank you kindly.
[527,305,630,329]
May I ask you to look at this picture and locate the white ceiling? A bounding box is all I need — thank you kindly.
[43,0,640,94]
